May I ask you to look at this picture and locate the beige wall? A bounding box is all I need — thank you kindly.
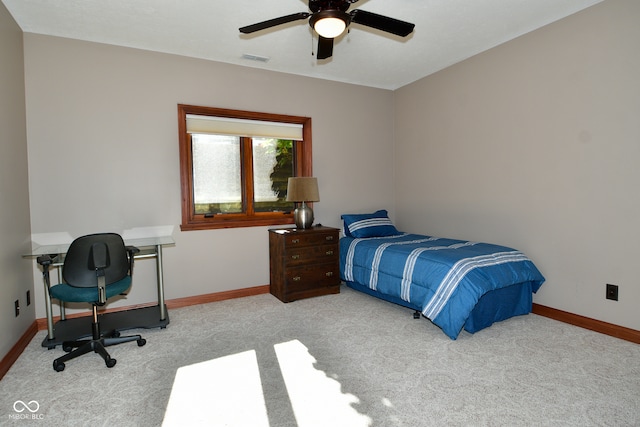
[0,2,34,360]
[23,35,396,317]
[394,0,640,330]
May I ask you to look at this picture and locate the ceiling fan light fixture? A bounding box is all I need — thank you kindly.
[314,17,346,38]
[310,10,349,38]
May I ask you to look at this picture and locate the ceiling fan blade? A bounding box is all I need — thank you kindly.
[239,12,310,34]
[349,9,415,37]
[316,36,334,60]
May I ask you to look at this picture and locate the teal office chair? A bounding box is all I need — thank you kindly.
[37,233,146,372]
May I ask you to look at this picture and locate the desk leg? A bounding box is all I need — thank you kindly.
[57,267,66,321]
[43,275,55,341]
[156,244,167,321]
[44,264,64,340]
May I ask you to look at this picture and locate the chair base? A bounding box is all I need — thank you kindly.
[53,333,146,372]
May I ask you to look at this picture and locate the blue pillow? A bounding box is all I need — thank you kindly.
[341,210,400,238]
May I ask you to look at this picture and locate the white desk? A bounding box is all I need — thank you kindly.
[25,236,174,348]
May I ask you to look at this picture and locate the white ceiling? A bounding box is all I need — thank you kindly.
[2,0,602,90]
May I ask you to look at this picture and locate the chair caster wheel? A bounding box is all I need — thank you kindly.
[63,344,73,352]
[137,338,146,347]
[106,358,117,368]
[53,361,65,372]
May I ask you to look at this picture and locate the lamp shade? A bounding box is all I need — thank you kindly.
[286,177,319,202]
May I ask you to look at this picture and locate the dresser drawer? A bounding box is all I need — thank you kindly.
[284,263,340,292]
[283,244,338,266]
[283,231,337,248]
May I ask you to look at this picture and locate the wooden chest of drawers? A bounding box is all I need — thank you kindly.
[268,226,340,302]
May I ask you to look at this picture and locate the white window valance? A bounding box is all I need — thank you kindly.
[186,114,303,140]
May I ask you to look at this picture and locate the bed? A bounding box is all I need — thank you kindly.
[339,210,546,339]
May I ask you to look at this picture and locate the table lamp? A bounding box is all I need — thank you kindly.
[286,177,319,229]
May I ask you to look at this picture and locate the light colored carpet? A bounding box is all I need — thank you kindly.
[1,285,639,426]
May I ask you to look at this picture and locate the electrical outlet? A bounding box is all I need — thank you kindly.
[26,290,31,306]
[14,300,20,317]
[606,284,619,301]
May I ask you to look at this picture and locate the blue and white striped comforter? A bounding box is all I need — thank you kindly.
[340,234,545,339]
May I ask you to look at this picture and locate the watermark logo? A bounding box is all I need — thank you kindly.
[9,400,44,420]
[13,401,39,413]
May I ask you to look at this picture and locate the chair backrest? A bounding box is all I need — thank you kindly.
[63,233,129,288]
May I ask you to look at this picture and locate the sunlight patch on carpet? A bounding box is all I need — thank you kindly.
[275,340,372,427]
[162,350,268,426]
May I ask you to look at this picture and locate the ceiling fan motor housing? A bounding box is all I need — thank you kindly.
[309,0,354,14]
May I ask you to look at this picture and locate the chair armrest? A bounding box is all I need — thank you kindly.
[125,246,140,256]
[37,254,57,268]
[36,255,57,289]
[125,246,140,275]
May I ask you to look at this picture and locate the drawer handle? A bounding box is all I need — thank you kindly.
[325,250,333,256]
[325,272,334,277]
[291,239,300,244]
[325,236,334,241]
[291,255,300,260]
[293,276,301,281]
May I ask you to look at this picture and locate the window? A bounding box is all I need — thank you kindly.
[178,105,312,230]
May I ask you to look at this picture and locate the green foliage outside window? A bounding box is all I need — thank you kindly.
[270,139,294,199]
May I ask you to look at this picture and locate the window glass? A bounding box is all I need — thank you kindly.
[192,134,242,214]
[253,138,295,213]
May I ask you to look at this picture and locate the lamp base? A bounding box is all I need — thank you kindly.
[293,202,314,229]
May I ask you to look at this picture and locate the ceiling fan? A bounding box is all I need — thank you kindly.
[239,0,415,60]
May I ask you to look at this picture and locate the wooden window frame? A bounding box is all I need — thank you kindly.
[178,105,312,231]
